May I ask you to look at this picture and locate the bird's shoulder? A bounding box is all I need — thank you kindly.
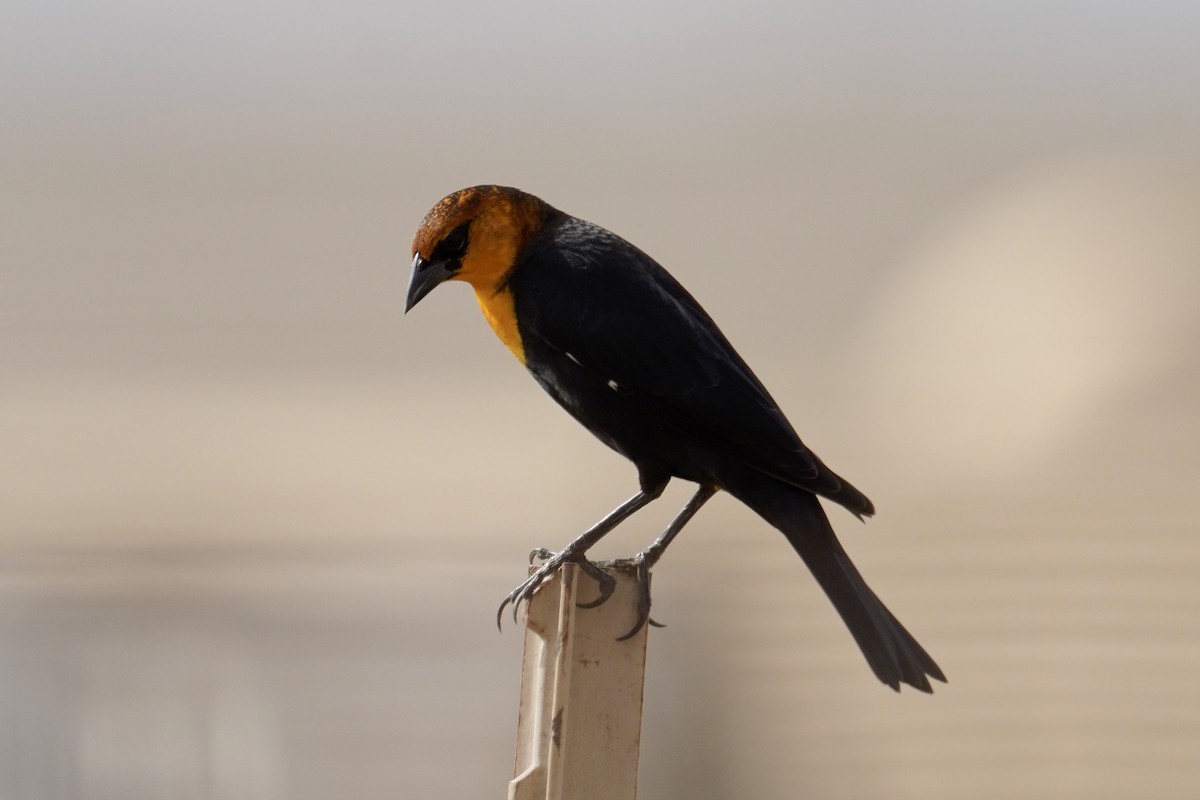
[512,217,727,351]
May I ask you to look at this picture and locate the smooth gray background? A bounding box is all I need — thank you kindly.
[3,2,1199,798]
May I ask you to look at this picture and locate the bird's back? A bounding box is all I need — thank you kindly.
[508,215,874,518]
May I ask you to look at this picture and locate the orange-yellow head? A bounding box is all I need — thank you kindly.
[406,185,557,308]
[405,186,559,363]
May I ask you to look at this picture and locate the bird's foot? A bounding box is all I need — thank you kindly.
[499,547,665,640]
[528,547,620,608]
[498,548,613,629]
[595,549,666,641]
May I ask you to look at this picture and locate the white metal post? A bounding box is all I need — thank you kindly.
[508,563,649,800]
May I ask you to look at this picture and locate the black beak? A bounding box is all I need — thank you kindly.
[405,253,453,313]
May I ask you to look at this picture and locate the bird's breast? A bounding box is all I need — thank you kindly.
[474,286,525,364]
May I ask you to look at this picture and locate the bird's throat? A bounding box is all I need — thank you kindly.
[475,286,525,364]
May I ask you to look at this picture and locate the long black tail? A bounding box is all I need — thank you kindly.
[724,475,945,692]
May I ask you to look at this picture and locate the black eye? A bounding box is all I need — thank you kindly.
[432,221,470,264]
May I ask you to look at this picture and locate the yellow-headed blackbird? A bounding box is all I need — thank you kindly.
[406,185,945,692]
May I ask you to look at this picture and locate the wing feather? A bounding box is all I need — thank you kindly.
[518,219,872,516]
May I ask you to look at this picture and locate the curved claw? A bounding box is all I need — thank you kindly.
[511,575,535,623]
[574,558,617,609]
[528,547,554,565]
[496,565,550,630]
[616,558,655,641]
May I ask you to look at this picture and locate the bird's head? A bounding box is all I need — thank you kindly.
[405,185,555,312]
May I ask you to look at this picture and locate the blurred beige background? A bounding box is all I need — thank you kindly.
[3,1,1199,798]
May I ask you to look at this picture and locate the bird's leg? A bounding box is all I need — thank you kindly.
[613,484,717,641]
[497,482,666,628]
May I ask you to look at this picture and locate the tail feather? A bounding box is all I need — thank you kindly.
[801,518,945,691]
[800,457,876,520]
[724,474,945,692]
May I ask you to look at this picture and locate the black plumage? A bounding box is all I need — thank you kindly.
[406,185,944,692]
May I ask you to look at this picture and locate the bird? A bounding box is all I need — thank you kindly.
[404,185,945,692]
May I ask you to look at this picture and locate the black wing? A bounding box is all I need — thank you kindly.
[516,218,873,517]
